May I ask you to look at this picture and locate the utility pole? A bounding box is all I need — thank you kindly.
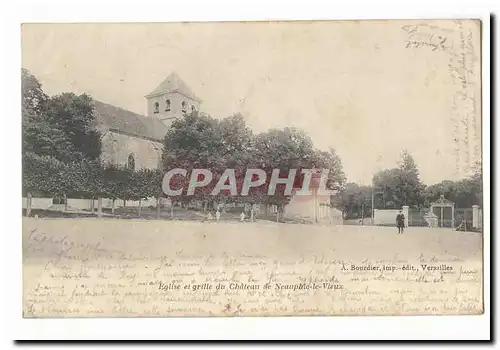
[371,184,375,226]
[373,153,383,226]
[361,201,364,226]
[371,185,385,226]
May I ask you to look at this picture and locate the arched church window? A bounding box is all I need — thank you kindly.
[154,102,159,114]
[128,153,135,171]
[165,99,171,111]
[181,101,187,113]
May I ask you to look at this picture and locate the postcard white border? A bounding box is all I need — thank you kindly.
[2,0,493,343]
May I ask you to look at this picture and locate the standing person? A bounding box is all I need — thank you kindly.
[396,210,405,234]
[240,211,246,222]
[253,204,260,221]
[215,209,221,222]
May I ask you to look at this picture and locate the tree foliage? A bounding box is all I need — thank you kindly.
[22,152,106,199]
[372,150,425,209]
[162,111,346,209]
[334,182,372,219]
[22,152,67,196]
[424,171,482,208]
[43,93,102,162]
[22,68,48,122]
[22,69,105,203]
[22,69,101,163]
[22,69,68,158]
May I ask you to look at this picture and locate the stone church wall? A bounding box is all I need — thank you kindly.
[100,131,163,170]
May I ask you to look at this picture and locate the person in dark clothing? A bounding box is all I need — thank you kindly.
[396,211,405,234]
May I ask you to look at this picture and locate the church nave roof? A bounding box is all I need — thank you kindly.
[94,100,168,142]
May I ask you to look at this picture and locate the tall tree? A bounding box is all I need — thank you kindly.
[372,168,401,209]
[22,70,102,163]
[372,150,425,209]
[21,69,68,157]
[163,110,221,207]
[250,128,345,211]
[163,110,256,208]
[251,127,315,208]
[22,68,48,123]
[395,150,426,207]
[45,93,102,162]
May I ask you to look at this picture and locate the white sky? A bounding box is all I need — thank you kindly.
[21,21,481,185]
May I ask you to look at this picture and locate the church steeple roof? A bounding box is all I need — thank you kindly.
[145,72,202,102]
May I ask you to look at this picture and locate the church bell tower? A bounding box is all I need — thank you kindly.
[145,72,202,128]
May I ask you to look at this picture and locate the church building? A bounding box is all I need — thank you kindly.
[94,72,202,170]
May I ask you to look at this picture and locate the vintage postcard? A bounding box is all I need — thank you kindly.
[21,20,484,317]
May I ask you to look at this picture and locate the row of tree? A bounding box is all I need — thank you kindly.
[161,111,346,212]
[22,152,163,216]
[335,151,482,220]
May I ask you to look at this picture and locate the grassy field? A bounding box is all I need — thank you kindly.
[22,218,483,317]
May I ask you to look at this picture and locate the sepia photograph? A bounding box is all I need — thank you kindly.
[21,19,484,319]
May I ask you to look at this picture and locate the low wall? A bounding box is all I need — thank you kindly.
[66,198,94,210]
[22,197,159,211]
[327,208,343,225]
[373,209,399,226]
[22,197,53,210]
